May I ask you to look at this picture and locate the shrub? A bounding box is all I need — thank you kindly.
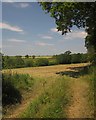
[2,73,22,106]
[24,59,34,67]
[56,54,71,64]
[35,58,49,66]
[2,56,25,69]
[2,72,34,106]
[49,59,58,65]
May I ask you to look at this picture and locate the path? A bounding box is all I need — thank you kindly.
[5,76,56,118]
[65,77,94,118]
[3,63,94,118]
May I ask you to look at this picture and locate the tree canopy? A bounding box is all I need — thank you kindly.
[40,2,96,64]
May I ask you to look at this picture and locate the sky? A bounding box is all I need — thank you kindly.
[1,2,87,56]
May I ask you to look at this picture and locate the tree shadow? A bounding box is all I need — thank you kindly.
[2,76,22,107]
[56,65,90,78]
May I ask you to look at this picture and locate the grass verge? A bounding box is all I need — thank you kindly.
[2,71,34,116]
[20,76,71,118]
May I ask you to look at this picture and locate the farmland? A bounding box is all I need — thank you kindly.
[2,2,96,119]
[2,63,94,118]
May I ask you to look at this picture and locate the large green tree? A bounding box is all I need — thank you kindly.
[40,2,96,64]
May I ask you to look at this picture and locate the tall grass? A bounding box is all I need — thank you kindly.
[2,72,34,92]
[2,72,34,115]
[20,76,71,118]
[89,66,96,116]
[83,65,96,117]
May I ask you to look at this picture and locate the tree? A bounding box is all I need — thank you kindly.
[25,55,29,58]
[71,53,82,63]
[65,50,71,55]
[56,51,71,64]
[36,58,49,66]
[15,57,24,68]
[24,59,34,67]
[40,2,96,64]
[32,55,35,59]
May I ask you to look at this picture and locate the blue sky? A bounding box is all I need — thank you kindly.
[1,2,87,56]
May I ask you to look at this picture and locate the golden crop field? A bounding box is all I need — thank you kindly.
[4,63,89,78]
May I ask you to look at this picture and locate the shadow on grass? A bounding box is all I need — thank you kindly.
[2,75,22,107]
[56,65,90,78]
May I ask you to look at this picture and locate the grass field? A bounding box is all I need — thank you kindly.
[2,63,94,118]
[22,56,52,59]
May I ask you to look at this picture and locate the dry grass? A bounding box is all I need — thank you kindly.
[3,63,89,78]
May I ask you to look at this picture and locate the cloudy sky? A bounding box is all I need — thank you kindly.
[1,2,87,56]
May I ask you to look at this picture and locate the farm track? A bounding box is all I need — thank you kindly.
[3,63,94,118]
[65,77,94,118]
[5,76,57,118]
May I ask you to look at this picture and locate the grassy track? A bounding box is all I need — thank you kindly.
[65,76,94,118]
[3,63,94,118]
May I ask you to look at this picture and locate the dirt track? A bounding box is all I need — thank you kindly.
[65,77,94,118]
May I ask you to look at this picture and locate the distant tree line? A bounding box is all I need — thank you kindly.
[54,51,88,64]
[2,51,88,69]
[2,55,49,69]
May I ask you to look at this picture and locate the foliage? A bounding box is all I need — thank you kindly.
[35,58,49,66]
[56,51,71,64]
[2,72,34,107]
[24,59,34,67]
[25,55,29,58]
[40,2,96,64]
[2,75,22,106]
[2,52,88,69]
[0,52,2,70]
[71,53,88,63]
[15,56,25,68]
[55,51,88,64]
[2,56,25,69]
[32,55,35,59]
[48,58,58,65]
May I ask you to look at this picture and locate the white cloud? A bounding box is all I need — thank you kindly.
[0,22,24,33]
[51,27,87,40]
[2,0,14,2]
[8,39,26,43]
[35,42,54,46]
[51,28,62,34]
[64,31,87,40]
[2,0,29,3]
[14,3,30,8]
[38,34,53,40]
[51,28,58,32]
[42,35,52,39]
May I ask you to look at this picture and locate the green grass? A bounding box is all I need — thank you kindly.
[81,65,95,117]
[88,66,96,113]
[20,76,70,118]
[2,72,34,113]
[3,72,34,92]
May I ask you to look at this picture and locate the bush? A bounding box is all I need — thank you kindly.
[71,53,88,63]
[2,73,22,106]
[56,54,71,64]
[49,59,58,65]
[71,53,82,63]
[2,56,25,69]
[24,59,34,67]
[2,72,34,106]
[35,58,49,66]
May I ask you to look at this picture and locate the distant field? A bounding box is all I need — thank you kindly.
[22,56,52,59]
[3,63,89,78]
